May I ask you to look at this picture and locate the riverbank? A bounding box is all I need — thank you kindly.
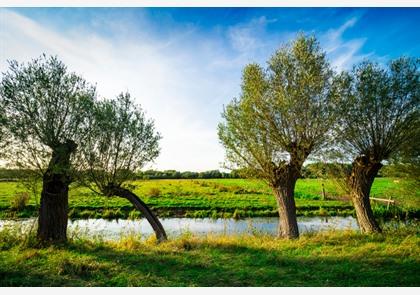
[0,178,420,219]
[0,178,418,219]
[0,225,419,286]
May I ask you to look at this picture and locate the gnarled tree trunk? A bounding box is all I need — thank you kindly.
[350,155,383,233]
[106,185,167,242]
[272,165,300,239]
[37,140,77,243]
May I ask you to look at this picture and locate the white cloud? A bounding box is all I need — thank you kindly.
[0,9,237,171]
[320,16,371,71]
[224,16,296,68]
[227,16,273,53]
[225,15,371,72]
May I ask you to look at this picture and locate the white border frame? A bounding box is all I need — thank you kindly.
[1,1,420,8]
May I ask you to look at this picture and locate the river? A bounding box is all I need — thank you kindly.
[0,216,359,240]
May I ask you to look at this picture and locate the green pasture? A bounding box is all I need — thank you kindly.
[0,178,418,219]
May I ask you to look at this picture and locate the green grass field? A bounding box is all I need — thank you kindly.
[0,177,418,219]
[0,225,419,286]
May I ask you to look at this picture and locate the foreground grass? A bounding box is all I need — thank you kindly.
[0,225,419,286]
[0,178,418,219]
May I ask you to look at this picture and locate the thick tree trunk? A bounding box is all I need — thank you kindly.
[37,140,77,243]
[106,185,167,242]
[350,155,383,233]
[272,176,299,239]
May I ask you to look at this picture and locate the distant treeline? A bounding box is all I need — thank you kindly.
[0,168,241,180]
[0,163,391,181]
[137,170,240,179]
[0,169,36,181]
[140,163,390,179]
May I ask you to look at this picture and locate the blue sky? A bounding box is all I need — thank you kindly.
[1,8,419,171]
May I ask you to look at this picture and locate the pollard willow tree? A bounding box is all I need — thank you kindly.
[0,55,96,242]
[218,35,338,239]
[334,58,419,233]
[78,93,167,242]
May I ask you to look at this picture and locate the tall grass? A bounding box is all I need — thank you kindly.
[10,192,30,211]
[0,221,418,286]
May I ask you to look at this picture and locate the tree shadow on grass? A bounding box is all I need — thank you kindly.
[1,239,419,287]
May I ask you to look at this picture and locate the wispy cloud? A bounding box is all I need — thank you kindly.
[227,16,276,53]
[320,16,371,70]
[224,14,371,72]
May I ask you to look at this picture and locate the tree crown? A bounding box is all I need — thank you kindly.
[0,55,96,172]
[335,57,419,162]
[78,92,161,194]
[218,34,338,183]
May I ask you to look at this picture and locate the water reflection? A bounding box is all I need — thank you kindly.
[0,216,359,240]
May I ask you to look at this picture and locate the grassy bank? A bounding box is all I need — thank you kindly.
[0,225,419,286]
[0,178,418,219]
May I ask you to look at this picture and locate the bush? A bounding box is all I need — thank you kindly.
[318,207,329,216]
[10,192,30,211]
[232,209,241,219]
[215,184,229,192]
[147,187,161,198]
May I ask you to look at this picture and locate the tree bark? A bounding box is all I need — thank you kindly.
[37,140,77,243]
[272,171,299,239]
[350,155,383,233]
[106,185,167,242]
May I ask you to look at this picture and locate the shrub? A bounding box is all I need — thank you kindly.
[217,185,229,192]
[232,209,241,220]
[318,207,328,216]
[199,182,210,187]
[147,187,161,198]
[231,186,246,194]
[10,192,30,211]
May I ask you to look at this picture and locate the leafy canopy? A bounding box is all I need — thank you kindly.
[334,57,419,162]
[78,92,161,194]
[0,55,96,172]
[218,34,338,184]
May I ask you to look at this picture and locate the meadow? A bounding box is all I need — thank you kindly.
[0,177,419,287]
[0,224,418,286]
[0,177,418,220]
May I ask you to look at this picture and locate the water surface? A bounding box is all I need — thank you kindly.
[0,216,359,240]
